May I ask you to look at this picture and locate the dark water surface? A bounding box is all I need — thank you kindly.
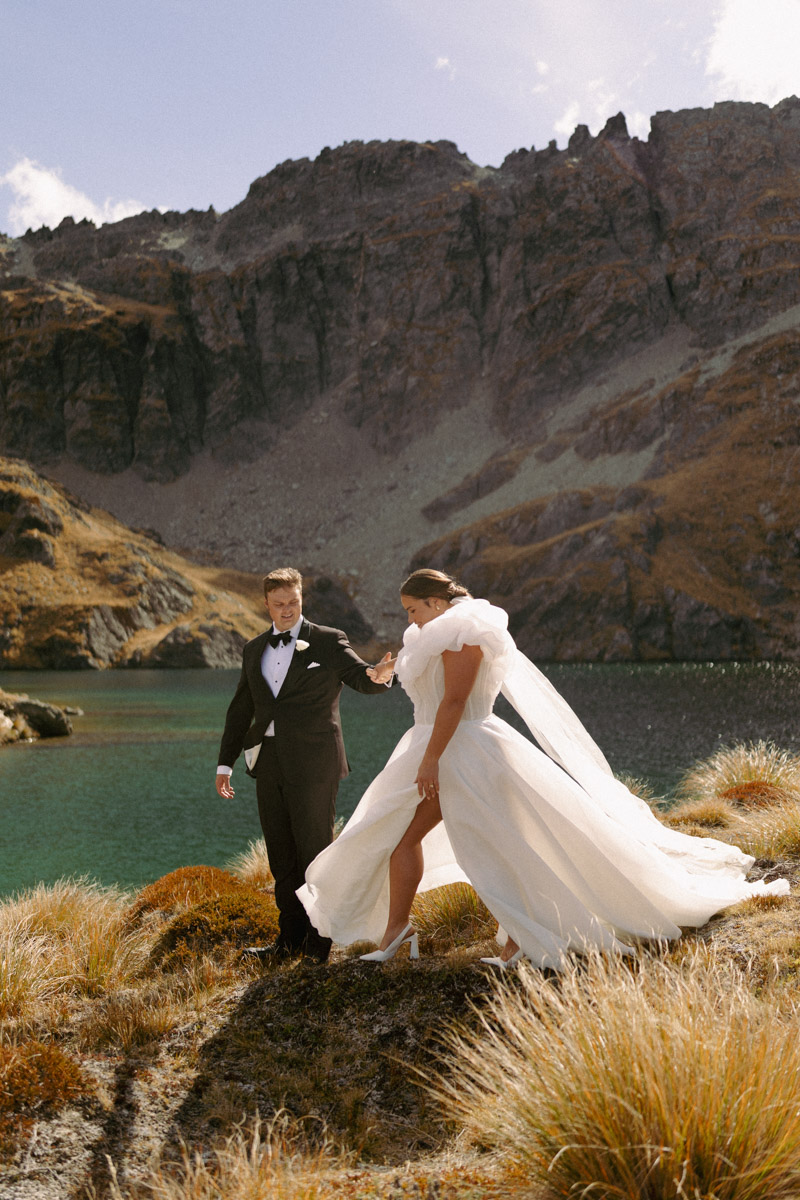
[1,662,799,896]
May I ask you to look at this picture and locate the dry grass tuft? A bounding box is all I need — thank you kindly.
[225,838,274,889]
[411,884,497,951]
[0,878,152,1020]
[0,1040,91,1159]
[719,780,794,807]
[1,876,126,937]
[153,889,280,970]
[127,865,247,926]
[107,1113,348,1200]
[616,773,662,807]
[78,983,183,1053]
[677,740,800,807]
[723,799,800,860]
[0,923,62,1021]
[663,796,738,829]
[435,949,800,1200]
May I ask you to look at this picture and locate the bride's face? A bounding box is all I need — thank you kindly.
[401,594,448,627]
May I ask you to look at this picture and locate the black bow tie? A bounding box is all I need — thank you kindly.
[268,630,293,648]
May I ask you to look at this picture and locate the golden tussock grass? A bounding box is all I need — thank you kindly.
[107,1113,349,1200]
[0,923,63,1022]
[664,796,738,829]
[726,799,800,860]
[78,955,235,1053]
[434,949,800,1200]
[411,883,497,952]
[677,739,800,808]
[225,838,274,889]
[78,983,183,1053]
[126,865,248,926]
[615,773,662,807]
[0,878,151,1023]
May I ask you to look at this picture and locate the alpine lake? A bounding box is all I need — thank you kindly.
[1,661,799,897]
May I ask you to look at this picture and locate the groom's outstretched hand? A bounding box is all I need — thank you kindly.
[367,652,396,685]
[216,772,235,799]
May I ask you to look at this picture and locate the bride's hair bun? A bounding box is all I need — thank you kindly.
[400,569,471,603]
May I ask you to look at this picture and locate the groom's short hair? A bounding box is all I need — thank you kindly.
[263,567,303,597]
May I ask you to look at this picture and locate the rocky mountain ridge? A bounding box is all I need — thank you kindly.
[3,98,800,659]
[0,457,374,669]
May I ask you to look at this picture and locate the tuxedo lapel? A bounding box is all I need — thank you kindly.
[245,631,274,702]
[282,619,316,692]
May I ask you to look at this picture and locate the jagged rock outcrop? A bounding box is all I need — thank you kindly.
[413,323,800,660]
[4,100,800,660]
[4,101,800,481]
[0,458,374,668]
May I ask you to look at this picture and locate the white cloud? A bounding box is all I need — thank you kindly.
[706,0,800,105]
[628,110,651,139]
[587,77,620,127]
[536,60,549,76]
[434,55,456,80]
[1,157,145,236]
[554,100,582,138]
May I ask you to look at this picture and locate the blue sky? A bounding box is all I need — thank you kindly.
[2,0,800,235]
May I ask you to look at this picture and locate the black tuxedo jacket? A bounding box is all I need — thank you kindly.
[217,619,388,780]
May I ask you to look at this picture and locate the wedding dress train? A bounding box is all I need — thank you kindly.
[298,599,788,969]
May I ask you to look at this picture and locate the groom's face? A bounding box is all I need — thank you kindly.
[265,585,302,631]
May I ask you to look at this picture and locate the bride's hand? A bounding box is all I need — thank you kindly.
[416,754,440,800]
[367,652,396,684]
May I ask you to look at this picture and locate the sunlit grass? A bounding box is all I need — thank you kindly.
[723,798,800,860]
[677,739,800,807]
[435,949,800,1200]
[107,1113,348,1200]
[127,865,249,926]
[0,878,151,1021]
[664,795,738,829]
[616,772,663,807]
[411,883,497,951]
[0,923,61,1022]
[225,838,274,890]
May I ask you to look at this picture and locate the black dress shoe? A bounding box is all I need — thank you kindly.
[302,935,332,964]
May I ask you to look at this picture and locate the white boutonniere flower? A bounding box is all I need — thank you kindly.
[295,639,310,652]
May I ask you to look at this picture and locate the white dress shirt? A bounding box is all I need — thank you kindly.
[260,615,304,733]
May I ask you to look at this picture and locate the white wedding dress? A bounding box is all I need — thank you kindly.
[298,599,789,968]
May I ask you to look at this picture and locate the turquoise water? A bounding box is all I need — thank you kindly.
[1,662,799,896]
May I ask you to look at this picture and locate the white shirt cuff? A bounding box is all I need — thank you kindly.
[216,766,233,776]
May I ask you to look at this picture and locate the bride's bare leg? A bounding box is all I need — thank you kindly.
[501,937,520,962]
[378,792,442,950]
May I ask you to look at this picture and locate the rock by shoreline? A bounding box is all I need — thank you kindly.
[0,689,74,745]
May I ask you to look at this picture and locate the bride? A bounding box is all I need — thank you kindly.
[297,570,789,969]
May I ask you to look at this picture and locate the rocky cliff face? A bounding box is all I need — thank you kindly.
[0,458,374,668]
[3,99,800,660]
[6,101,800,480]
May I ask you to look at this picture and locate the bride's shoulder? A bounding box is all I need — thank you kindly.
[427,598,513,656]
[445,597,510,635]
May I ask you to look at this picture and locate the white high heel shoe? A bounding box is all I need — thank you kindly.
[360,923,419,962]
[480,948,525,970]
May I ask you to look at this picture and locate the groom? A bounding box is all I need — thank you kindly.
[216,567,393,961]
